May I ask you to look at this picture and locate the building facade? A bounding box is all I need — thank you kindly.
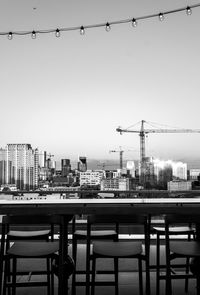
[167,180,192,191]
[80,170,105,186]
[61,159,71,176]
[77,156,87,172]
[0,144,39,190]
[189,169,200,180]
[101,177,130,191]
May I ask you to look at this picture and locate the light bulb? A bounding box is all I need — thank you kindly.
[55,29,60,37]
[8,32,13,40]
[186,6,192,15]
[105,22,111,32]
[132,18,137,27]
[159,13,164,21]
[80,26,85,35]
[31,30,36,39]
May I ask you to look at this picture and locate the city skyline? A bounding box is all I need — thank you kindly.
[0,143,196,191]
[0,0,200,161]
[1,141,200,171]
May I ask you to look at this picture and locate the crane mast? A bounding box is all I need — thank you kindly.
[109,148,124,169]
[140,120,146,185]
[140,119,146,162]
[116,120,200,186]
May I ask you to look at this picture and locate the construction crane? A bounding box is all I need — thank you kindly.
[116,120,200,184]
[109,147,133,170]
[97,162,117,170]
[46,153,54,160]
[38,152,54,159]
[38,152,54,168]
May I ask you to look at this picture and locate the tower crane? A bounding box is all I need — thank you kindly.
[116,120,200,184]
[38,152,54,159]
[46,153,54,160]
[38,152,54,168]
[109,147,133,170]
[97,162,116,170]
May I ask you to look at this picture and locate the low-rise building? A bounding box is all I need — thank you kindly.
[189,169,200,180]
[167,180,192,191]
[101,177,130,191]
[80,170,105,186]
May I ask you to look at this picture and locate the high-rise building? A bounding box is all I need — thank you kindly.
[139,157,155,187]
[126,161,135,177]
[61,159,71,177]
[153,159,173,188]
[39,151,47,168]
[0,148,7,185]
[172,162,187,180]
[0,144,39,190]
[77,156,87,172]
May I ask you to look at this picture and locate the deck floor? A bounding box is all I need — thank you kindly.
[5,245,197,295]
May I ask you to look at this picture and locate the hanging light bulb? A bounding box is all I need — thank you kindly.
[55,29,60,37]
[31,30,36,39]
[105,22,111,32]
[159,13,164,21]
[8,32,13,40]
[186,6,192,15]
[80,26,85,35]
[131,18,137,27]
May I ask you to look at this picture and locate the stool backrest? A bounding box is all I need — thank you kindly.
[0,214,73,255]
[2,214,69,225]
[165,214,200,225]
[87,214,150,254]
[165,213,199,240]
[87,214,147,225]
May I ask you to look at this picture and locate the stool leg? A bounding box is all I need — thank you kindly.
[3,259,7,295]
[91,257,96,295]
[156,233,160,295]
[0,232,5,295]
[46,258,51,295]
[50,257,54,295]
[86,238,91,295]
[185,257,189,292]
[114,258,118,295]
[165,248,172,295]
[12,258,16,295]
[138,258,143,295]
[197,274,200,295]
[71,238,77,295]
[185,233,191,292]
[3,258,11,295]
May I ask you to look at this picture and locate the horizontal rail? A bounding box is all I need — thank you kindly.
[1,189,200,195]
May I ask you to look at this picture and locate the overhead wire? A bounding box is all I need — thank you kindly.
[1,3,200,39]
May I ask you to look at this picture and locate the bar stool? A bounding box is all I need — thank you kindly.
[165,214,200,295]
[153,223,194,295]
[0,214,70,295]
[88,214,151,295]
[71,215,118,295]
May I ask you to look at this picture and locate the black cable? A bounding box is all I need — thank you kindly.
[2,3,200,39]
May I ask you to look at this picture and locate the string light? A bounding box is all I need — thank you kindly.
[31,30,36,39]
[55,29,60,37]
[159,13,165,21]
[186,6,192,15]
[132,18,137,27]
[80,26,85,35]
[105,22,111,32]
[8,32,13,40]
[1,3,200,40]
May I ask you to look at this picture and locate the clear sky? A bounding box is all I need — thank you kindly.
[0,0,200,164]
